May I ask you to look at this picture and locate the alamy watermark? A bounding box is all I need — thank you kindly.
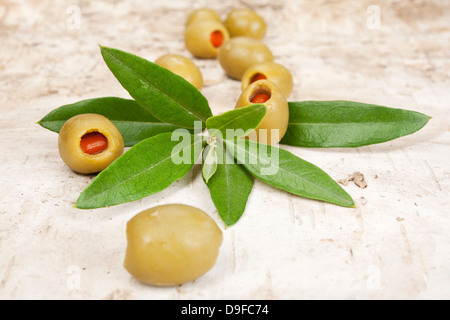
[366,264,382,290]
[66,5,81,30]
[366,5,381,30]
[66,265,81,290]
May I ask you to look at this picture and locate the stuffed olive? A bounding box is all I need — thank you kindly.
[58,114,124,174]
[241,61,293,98]
[235,79,289,145]
[185,20,230,58]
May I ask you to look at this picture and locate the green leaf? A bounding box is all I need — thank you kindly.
[206,104,267,139]
[280,101,431,148]
[100,46,212,129]
[202,142,218,183]
[37,97,186,147]
[224,139,355,208]
[204,142,254,227]
[76,132,203,209]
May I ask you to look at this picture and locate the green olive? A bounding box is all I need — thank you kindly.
[124,204,223,286]
[186,8,221,26]
[185,20,230,58]
[155,53,203,90]
[218,36,274,80]
[224,8,266,39]
[241,61,293,98]
[235,79,289,144]
[58,114,124,174]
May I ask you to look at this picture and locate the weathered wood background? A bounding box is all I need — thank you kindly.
[0,0,449,299]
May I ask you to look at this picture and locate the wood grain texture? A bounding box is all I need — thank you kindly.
[0,0,449,299]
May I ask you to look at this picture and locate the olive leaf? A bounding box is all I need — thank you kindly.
[281,101,431,148]
[224,138,355,208]
[204,142,254,227]
[76,132,203,209]
[206,104,267,139]
[202,142,218,183]
[100,46,212,129]
[37,97,185,147]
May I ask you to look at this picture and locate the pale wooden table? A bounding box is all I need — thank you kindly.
[1,0,449,300]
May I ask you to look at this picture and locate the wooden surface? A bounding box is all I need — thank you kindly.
[0,0,449,300]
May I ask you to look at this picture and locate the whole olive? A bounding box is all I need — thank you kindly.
[241,61,293,98]
[235,79,289,145]
[217,36,274,80]
[186,8,221,26]
[224,8,266,39]
[58,113,124,174]
[155,53,203,90]
[124,204,223,286]
[185,20,230,58]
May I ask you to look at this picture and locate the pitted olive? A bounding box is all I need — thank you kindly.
[224,8,266,39]
[155,53,204,90]
[186,8,222,26]
[217,36,273,80]
[124,204,223,286]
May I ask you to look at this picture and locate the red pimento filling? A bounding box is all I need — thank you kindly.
[250,73,267,83]
[251,93,270,103]
[80,132,108,155]
[210,30,224,48]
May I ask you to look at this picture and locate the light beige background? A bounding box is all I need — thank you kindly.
[0,0,449,299]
